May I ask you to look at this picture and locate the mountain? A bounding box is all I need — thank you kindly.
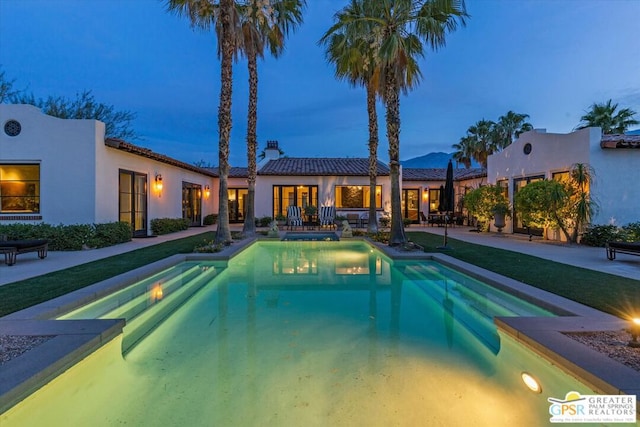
[400,152,453,168]
[627,129,640,135]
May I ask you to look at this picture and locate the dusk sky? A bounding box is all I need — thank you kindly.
[1,0,639,167]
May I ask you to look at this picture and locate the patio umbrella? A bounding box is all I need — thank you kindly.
[438,160,455,249]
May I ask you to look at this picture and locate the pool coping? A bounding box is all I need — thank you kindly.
[1,236,638,415]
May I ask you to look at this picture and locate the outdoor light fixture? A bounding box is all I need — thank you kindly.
[521,372,542,393]
[155,174,163,192]
[150,283,164,303]
[204,185,210,198]
[629,317,640,348]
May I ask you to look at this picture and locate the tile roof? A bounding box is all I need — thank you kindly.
[600,134,640,149]
[258,158,390,176]
[206,167,248,178]
[105,138,216,177]
[403,167,486,181]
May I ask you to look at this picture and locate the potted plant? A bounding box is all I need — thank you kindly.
[304,205,317,217]
[275,214,287,227]
[492,201,510,233]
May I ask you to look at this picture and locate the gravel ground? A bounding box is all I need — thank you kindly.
[564,330,640,372]
[1,331,639,372]
[0,335,54,365]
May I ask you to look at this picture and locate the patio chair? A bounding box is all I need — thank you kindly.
[286,205,303,230]
[318,206,336,229]
[420,212,428,226]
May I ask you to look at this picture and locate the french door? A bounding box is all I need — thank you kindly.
[119,170,148,237]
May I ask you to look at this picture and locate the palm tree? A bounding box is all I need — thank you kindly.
[569,163,597,243]
[167,0,236,244]
[494,110,532,149]
[465,119,495,168]
[577,99,639,134]
[237,0,305,238]
[324,0,467,246]
[320,0,381,233]
[451,135,473,168]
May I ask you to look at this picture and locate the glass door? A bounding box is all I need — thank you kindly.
[402,189,420,223]
[119,170,148,237]
[182,182,202,226]
[228,188,248,223]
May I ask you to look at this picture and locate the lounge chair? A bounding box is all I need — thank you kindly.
[605,241,640,260]
[318,206,336,229]
[286,205,303,230]
[0,238,49,266]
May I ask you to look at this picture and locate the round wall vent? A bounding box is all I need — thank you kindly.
[523,143,532,155]
[4,120,22,137]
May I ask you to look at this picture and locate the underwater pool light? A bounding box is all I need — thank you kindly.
[521,372,542,393]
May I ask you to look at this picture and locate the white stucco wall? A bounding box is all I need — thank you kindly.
[1,104,216,232]
[589,140,640,226]
[1,104,100,224]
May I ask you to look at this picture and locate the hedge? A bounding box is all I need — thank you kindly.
[150,218,190,235]
[0,222,132,250]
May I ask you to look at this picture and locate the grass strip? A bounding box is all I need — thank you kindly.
[0,232,214,317]
[406,231,640,318]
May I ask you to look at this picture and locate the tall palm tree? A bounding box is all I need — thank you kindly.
[320,0,381,233]
[237,0,305,238]
[166,0,236,244]
[465,119,495,168]
[451,135,473,168]
[577,99,639,134]
[324,0,467,246]
[494,110,532,149]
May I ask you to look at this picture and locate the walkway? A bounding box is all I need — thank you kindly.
[0,224,638,287]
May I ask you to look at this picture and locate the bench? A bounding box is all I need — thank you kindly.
[0,239,49,266]
[605,241,640,260]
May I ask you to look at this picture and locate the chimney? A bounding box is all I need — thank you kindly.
[264,140,281,160]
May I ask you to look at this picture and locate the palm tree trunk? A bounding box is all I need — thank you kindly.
[384,69,406,246]
[215,0,234,245]
[366,80,379,233]
[242,50,258,237]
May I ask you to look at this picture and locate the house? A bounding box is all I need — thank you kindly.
[0,104,217,237]
[488,127,640,239]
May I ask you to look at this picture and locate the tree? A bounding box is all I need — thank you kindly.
[167,0,235,245]
[451,135,473,168]
[320,0,380,233]
[1,70,137,140]
[463,184,508,231]
[577,99,639,134]
[514,180,571,240]
[323,0,467,246]
[494,110,532,149]
[464,119,495,168]
[568,163,597,243]
[237,0,305,238]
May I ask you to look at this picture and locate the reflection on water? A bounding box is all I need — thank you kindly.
[2,241,599,427]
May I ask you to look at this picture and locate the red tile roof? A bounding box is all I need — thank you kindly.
[105,138,216,177]
[403,167,486,181]
[600,134,640,149]
[258,158,390,176]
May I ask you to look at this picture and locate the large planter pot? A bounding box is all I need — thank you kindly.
[493,212,506,232]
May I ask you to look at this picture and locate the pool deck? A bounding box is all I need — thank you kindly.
[1,225,639,415]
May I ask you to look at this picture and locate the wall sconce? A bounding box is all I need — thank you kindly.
[423,190,429,200]
[155,174,163,192]
[629,317,640,348]
[204,185,210,199]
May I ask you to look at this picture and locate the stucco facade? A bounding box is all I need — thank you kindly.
[1,104,216,235]
[488,127,639,237]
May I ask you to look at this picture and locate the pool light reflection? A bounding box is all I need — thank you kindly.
[521,372,542,393]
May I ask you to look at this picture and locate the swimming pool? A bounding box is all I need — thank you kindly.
[1,241,600,426]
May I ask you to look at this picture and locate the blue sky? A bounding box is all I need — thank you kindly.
[1,0,639,167]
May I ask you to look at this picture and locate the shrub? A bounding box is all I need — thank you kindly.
[193,239,223,253]
[203,214,218,226]
[581,224,626,247]
[379,216,390,228]
[0,221,132,250]
[257,216,272,227]
[151,218,190,235]
[402,218,412,228]
[622,222,640,241]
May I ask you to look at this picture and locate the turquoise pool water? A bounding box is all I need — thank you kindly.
[2,241,601,426]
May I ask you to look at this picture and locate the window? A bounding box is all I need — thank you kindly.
[335,185,381,209]
[552,171,570,183]
[428,188,441,213]
[0,164,40,213]
[273,185,318,217]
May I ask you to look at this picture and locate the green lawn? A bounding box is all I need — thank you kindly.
[406,231,639,319]
[0,230,637,319]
